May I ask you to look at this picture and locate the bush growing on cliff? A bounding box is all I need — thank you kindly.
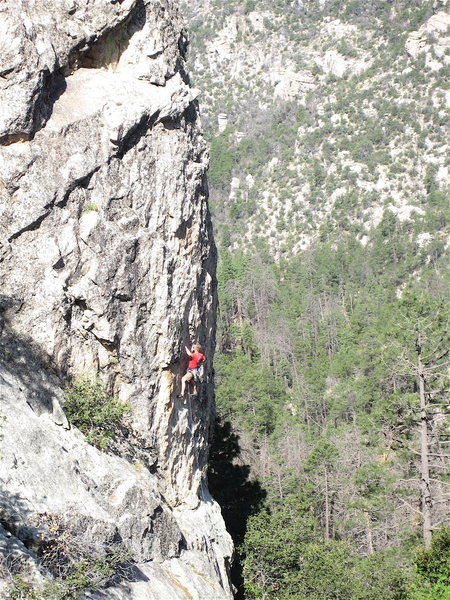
[4,511,132,600]
[64,378,130,450]
[6,547,129,600]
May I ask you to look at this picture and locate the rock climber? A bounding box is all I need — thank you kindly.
[178,343,205,399]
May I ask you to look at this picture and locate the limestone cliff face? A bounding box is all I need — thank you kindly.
[0,1,233,598]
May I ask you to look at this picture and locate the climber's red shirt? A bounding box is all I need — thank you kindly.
[189,351,205,370]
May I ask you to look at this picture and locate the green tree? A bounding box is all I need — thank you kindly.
[354,549,410,600]
[208,132,235,190]
[304,440,339,541]
[242,491,319,599]
[353,462,395,554]
[387,290,449,547]
[416,526,450,586]
[64,378,130,450]
[215,353,288,436]
[409,526,450,600]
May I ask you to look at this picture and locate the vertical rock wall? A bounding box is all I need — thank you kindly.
[0,1,233,597]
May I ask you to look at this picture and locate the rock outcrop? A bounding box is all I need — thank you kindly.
[405,11,450,70]
[190,10,319,106]
[0,1,233,598]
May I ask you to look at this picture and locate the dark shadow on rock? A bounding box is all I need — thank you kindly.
[208,418,266,600]
[126,564,150,582]
[104,562,150,587]
[31,69,67,139]
[0,70,67,145]
[0,488,46,583]
[0,489,39,552]
[0,298,64,418]
[115,110,160,160]
[72,0,147,72]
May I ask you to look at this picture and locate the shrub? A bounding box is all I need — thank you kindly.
[4,512,131,600]
[243,0,256,13]
[416,526,450,587]
[6,549,129,600]
[64,378,130,450]
[408,526,450,599]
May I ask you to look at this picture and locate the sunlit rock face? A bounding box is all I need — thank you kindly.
[0,1,233,598]
[405,11,450,69]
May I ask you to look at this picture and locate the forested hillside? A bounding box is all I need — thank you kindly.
[182,1,450,598]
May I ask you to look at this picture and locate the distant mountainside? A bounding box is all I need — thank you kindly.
[181,2,449,599]
[183,0,449,256]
